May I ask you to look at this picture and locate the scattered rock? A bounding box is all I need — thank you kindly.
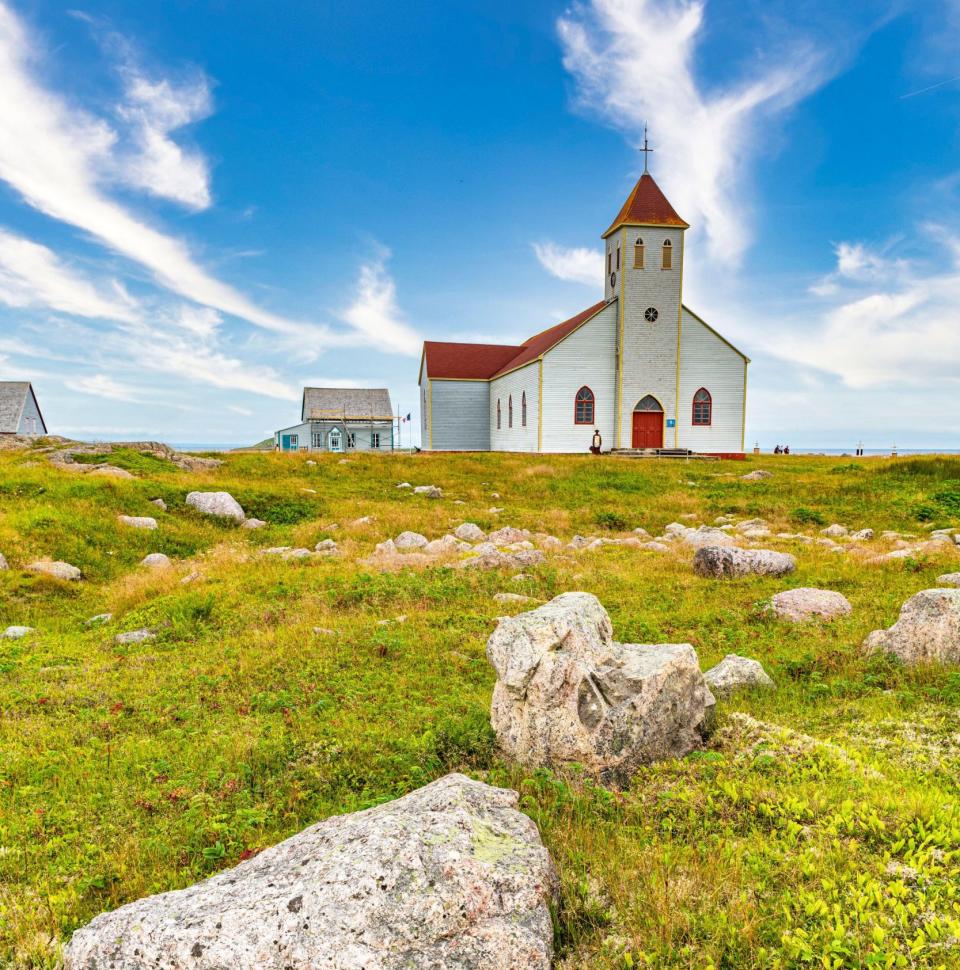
[2,625,33,639]
[394,531,429,550]
[864,588,960,665]
[62,773,557,970]
[493,592,539,605]
[704,654,775,698]
[821,524,849,538]
[180,572,201,585]
[351,516,373,526]
[413,485,443,499]
[850,528,874,541]
[488,507,505,514]
[768,588,852,622]
[89,465,135,479]
[118,515,158,530]
[374,539,398,556]
[454,522,485,542]
[487,592,714,786]
[0,553,7,570]
[642,541,670,552]
[314,539,338,554]
[86,613,113,626]
[242,518,267,530]
[677,526,738,549]
[27,560,82,581]
[488,527,530,546]
[305,460,317,466]
[462,549,545,571]
[114,628,156,644]
[377,615,408,626]
[186,491,245,521]
[423,535,469,555]
[693,547,796,579]
[396,482,412,489]
[937,573,960,587]
[312,627,336,636]
[632,527,651,538]
[140,553,172,569]
[150,498,167,511]
[741,470,772,481]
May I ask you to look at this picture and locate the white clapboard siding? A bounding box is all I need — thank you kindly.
[678,307,746,453]
[540,302,618,453]
[428,379,491,450]
[489,364,539,452]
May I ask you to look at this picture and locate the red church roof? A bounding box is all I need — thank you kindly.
[602,172,688,237]
[423,301,608,381]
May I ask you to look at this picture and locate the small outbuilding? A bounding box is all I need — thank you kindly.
[0,382,47,436]
[274,387,394,453]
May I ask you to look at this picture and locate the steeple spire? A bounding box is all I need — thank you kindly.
[640,123,654,174]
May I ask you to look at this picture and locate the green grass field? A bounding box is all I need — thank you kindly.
[2,442,960,968]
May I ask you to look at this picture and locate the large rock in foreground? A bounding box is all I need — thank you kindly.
[186,491,245,521]
[693,546,796,579]
[487,592,714,786]
[863,588,960,665]
[63,773,557,970]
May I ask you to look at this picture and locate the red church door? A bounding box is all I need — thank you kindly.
[632,396,664,448]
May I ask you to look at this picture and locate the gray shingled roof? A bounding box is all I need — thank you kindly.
[0,382,29,433]
[301,387,393,421]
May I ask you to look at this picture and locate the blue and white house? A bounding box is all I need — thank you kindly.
[274,387,394,453]
[0,382,47,436]
[418,168,749,456]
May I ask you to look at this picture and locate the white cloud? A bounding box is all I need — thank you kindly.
[114,71,213,210]
[338,247,422,356]
[0,228,138,321]
[65,373,143,401]
[556,0,833,265]
[227,404,253,416]
[768,232,960,388]
[532,241,603,286]
[0,2,326,339]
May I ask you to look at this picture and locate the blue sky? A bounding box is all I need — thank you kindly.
[0,0,957,447]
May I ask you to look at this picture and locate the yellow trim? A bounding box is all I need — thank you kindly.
[602,219,689,239]
[741,360,748,453]
[417,348,426,385]
[487,357,542,382]
[427,376,491,383]
[427,380,433,450]
[537,358,543,452]
[615,229,626,448]
[674,230,685,448]
[681,304,751,362]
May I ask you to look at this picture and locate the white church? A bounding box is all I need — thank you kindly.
[418,163,749,456]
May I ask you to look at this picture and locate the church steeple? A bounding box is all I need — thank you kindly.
[602,171,689,238]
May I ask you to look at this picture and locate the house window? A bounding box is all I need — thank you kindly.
[497,399,501,430]
[616,243,621,270]
[662,239,673,270]
[521,391,527,427]
[289,434,298,450]
[371,432,381,448]
[634,238,644,268]
[574,386,595,425]
[312,432,323,448]
[347,432,356,448]
[508,395,513,429]
[692,388,712,426]
[607,250,611,274]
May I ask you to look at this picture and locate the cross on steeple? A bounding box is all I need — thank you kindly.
[640,124,654,173]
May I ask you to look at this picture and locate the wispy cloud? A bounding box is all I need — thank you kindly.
[0,228,138,320]
[0,2,323,338]
[556,0,836,266]
[338,247,421,356]
[532,241,603,286]
[65,373,143,401]
[770,230,960,387]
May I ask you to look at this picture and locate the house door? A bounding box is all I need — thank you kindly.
[281,434,298,452]
[632,396,664,449]
[328,429,343,453]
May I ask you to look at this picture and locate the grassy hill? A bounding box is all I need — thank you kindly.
[1,443,959,968]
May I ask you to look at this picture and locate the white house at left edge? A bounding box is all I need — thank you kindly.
[274,387,396,453]
[0,382,48,436]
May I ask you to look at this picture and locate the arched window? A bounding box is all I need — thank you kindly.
[607,250,612,274]
[616,242,621,271]
[692,388,712,426]
[508,395,513,429]
[497,399,501,430]
[574,386,595,425]
[634,237,644,269]
[521,391,527,427]
[634,395,663,412]
[662,238,673,270]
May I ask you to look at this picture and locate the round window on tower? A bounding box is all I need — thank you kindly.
[644,307,659,323]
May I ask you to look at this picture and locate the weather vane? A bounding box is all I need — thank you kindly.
[640,124,654,173]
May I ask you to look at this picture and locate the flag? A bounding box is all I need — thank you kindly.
[405,412,411,422]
